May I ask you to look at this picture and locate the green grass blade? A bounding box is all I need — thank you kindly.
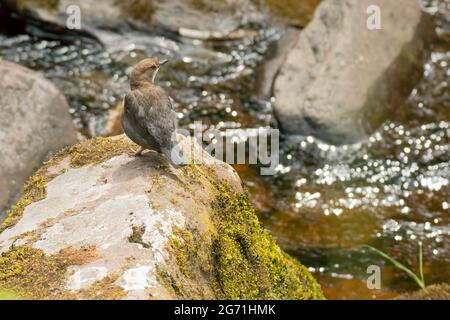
[419,242,425,287]
[365,245,425,289]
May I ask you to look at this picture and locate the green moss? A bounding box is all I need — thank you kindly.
[128,225,150,248]
[0,245,109,300]
[210,183,324,299]
[171,228,211,277]
[0,174,47,233]
[9,218,56,247]
[0,144,72,232]
[158,227,214,299]
[67,136,135,168]
[0,246,74,299]
[162,178,324,300]
[182,161,202,181]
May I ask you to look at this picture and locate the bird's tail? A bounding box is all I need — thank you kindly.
[162,146,188,168]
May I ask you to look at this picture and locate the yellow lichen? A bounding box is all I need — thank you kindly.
[161,179,324,300]
[60,275,126,300]
[182,161,203,181]
[170,228,211,278]
[128,225,150,248]
[10,218,56,246]
[0,245,98,299]
[147,172,163,193]
[58,245,99,266]
[210,183,324,299]
[1,135,323,300]
[0,174,47,233]
[68,136,135,168]
[1,136,136,232]
[158,227,214,299]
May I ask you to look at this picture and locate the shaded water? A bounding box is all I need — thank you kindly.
[0,1,448,299]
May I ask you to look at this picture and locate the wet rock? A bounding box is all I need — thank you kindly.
[0,135,324,300]
[0,60,77,216]
[273,0,434,144]
[254,28,298,99]
[395,284,450,300]
[1,0,134,45]
[2,0,262,44]
[152,0,259,38]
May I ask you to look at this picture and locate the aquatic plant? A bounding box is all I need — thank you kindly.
[366,243,425,289]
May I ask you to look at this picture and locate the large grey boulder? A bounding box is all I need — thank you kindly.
[0,60,77,216]
[273,0,433,144]
[0,135,324,300]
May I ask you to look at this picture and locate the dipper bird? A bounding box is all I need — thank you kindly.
[122,58,186,166]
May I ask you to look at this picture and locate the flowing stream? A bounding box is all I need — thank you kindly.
[0,0,448,299]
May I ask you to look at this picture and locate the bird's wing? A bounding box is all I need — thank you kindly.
[168,96,176,109]
[124,89,177,151]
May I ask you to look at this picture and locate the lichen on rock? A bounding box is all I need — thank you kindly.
[0,135,323,300]
[0,136,136,233]
[0,175,47,234]
[160,181,324,300]
[0,245,104,299]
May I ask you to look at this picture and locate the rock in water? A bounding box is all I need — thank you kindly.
[0,135,324,300]
[273,0,433,144]
[2,0,261,44]
[0,60,77,216]
[395,284,450,300]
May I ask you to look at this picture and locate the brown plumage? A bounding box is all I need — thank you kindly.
[122,58,186,166]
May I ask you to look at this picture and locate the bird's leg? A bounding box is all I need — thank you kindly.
[134,146,145,156]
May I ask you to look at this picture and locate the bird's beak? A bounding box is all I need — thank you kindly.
[159,59,169,66]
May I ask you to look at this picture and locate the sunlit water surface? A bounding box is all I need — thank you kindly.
[0,0,448,299]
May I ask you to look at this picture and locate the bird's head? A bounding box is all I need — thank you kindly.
[130,57,168,89]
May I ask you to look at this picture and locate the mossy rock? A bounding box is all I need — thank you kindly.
[161,182,324,299]
[0,135,323,300]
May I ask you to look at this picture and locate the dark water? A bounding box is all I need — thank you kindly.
[0,1,448,299]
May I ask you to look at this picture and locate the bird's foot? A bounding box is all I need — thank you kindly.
[134,147,145,156]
